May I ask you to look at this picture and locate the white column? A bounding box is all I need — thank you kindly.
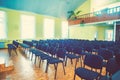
[113,22,116,41]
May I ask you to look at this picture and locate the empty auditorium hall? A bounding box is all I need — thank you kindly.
[0,0,120,80]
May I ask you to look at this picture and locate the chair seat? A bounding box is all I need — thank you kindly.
[29,48,36,52]
[75,68,100,80]
[20,43,30,48]
[99,76,110,80]
[40,54,51,60]
[102,61,107,67]
[47,58,63,64]
[8,44,16,49]
[66,53,80,59]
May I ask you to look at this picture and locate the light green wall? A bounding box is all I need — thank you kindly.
[91,0,119,11]
[36,14,44,39]
[97,25,114,40]
[0,7,65,40]
[69,25,97,40]
[0,8,21,40]
[69,0,116,41]
[69,24,114,40]
[75,0,91,15]
[76,0,119,14]
[55,18,62,38]
[7,9,21,40]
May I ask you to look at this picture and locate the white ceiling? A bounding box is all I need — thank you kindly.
[0,0,86,19]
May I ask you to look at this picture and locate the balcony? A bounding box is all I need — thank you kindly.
[68,6,120,25]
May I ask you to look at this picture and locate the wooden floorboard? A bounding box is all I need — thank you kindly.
[0,49,106,80]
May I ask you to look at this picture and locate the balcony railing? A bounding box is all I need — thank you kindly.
[68,6,120,25]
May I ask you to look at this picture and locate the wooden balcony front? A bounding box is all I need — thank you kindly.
[68,6,120,25]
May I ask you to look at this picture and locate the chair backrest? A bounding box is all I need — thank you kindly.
[72,47,83,55]
[84,45,93,53]
[13,40,19,47]
[84,54,103,69]
[7,44,15,49]
[98,49,114,61]
[23,40,33,47]
[115,52,120,66]
[106,58,120,76]
[65,46,74,53]
[56,48,66,59]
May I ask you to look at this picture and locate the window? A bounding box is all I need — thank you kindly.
[44,18,54,39]
[61,21,68,38]
[105,30,113,41]
[20,14,35,39]
[113,8,116,13]
[0,11,7,39]
[107,9,110,14]
[117,7,120,12]
[110,9,113,13]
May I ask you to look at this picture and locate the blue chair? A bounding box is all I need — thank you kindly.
[98,49,114,67]
[65,46,81,67]
[112,70,120,80]
[13,40,19,48]
[45,48,66,79]
[71,47,84,68]
[7,44,17,56]
[38,51,51,68]
[74,54,103,80]
[99,58,120,80]
[19,43,30,53]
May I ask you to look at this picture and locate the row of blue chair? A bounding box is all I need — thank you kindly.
[74,54,120,80]
[10,39,120,80]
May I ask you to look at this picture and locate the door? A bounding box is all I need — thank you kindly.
[106,30,113,41]
[116,25,120,41]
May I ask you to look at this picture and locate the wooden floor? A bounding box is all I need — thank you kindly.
[0,48,106,80]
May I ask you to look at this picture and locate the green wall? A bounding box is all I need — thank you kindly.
[69,0,117,41]
[75,0,91,15]
[55,18,62,38]
[75,0,119,14]
[0,1,116,42]
[36,14,44,39]
[0,7,65,40]
[0,8,21,40]
[91,0,119,11]
[69,24,114,40]
[69,25,97,40]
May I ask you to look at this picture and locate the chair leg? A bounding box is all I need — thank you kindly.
[54,63,58,79]
[71,59,73,64]
[65,57,68,66]
[73,74,76,80]
[8,49,11,56]
[45,62,49,73]
[39,58,42,68]
[14,49,18,56]
[28,51,30,57]
[75,59,78,69]
[35,55,37,64]
[31,54,33,61]
[80,57,82,67]
[62,62,66,75]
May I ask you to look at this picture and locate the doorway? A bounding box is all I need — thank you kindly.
[116,24,120,41]
[105,30,113,41]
